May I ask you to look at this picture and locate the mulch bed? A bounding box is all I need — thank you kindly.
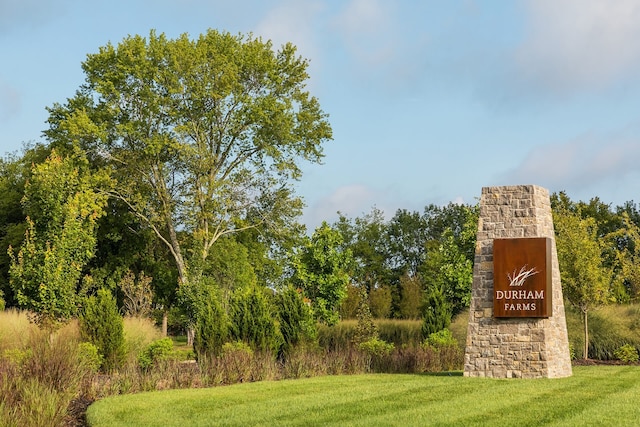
[65,396,94,427]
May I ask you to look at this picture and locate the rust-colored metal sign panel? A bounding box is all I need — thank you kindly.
[493,237,552,318]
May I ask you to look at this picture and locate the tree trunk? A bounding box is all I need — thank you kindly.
[162,310,168,337]
[187,327,195,347]
[583,309,589,360]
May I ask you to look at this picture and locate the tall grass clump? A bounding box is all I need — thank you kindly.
[123,316,162,366]
[376,319,423,347]
[0,327,96,426]
[566,304,640,359]
[0,309,34,352]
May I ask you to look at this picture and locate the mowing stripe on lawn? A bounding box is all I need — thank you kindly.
[87,367,640,427]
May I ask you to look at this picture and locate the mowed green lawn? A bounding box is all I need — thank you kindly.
[87,366,640,427]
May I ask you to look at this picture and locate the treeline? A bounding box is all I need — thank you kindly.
[1,29,639,357]
[0,142,477,327]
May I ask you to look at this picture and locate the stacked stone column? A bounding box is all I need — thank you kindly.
[463,185,572,378]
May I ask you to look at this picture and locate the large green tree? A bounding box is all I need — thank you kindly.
[8,148,109,328]
[45,30,332,292]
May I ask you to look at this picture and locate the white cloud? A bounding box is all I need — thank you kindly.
[253,0,324,63]
[303,184,375,228]
[500,130,640,194]
[302,183,411,230]
[516,0,640,93]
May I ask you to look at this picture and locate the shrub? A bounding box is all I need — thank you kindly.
[77,342,102,374]
[229,285,282,354]
[424,328,457,348]
[422,328,462,371]
[613,344,639,363]
[193,282,228,359]
[222,341,254,357]
[422,285,451,337]
[79,288,126,372]
[358,338,395,372]
[358,338,395,357]
[275,285,317,353]
[138,337,175,370]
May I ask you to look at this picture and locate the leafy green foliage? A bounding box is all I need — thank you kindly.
[138,337,174,370]
[368,285,392,318]
[397,274,423,319]
[554,206,612,359]
[423,328,458,349]
[275,285,317,353]
[203,235,258,299]
[8,148,109,329]
[77,342,103,374]
[79,288,126,372]
[229,285,283,354]
[613,344,639,363]
[290,222,353,325]
[0,146,51,307]
[357,337,395,357]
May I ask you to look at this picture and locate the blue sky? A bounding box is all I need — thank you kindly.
[2,0,640,230]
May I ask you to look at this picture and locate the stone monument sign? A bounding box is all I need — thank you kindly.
[463,185,572,378]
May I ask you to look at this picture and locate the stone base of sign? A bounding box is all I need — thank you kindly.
[463,185,572,378]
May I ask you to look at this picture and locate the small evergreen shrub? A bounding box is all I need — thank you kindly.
[193,283,228,359]
[229,285,283,354]
[354,287,378,344]
[275,285,317,353]
[613,344,639,363]
[422,285,452,337]
[138,337,175,370]
[79,288,126,372]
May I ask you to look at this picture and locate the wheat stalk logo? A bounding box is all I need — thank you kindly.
[508,265,539,287]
